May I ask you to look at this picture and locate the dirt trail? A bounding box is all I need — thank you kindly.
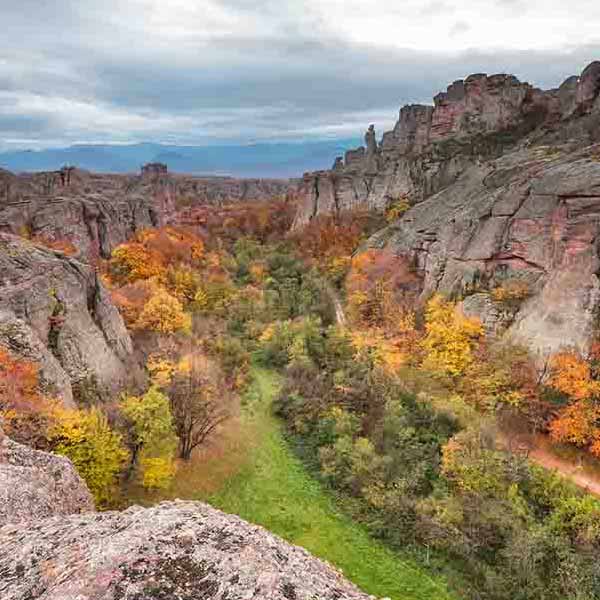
[322,280,347,327]
[526,436,600,498]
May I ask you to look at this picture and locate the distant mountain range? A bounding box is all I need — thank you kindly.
[0,139,361,178]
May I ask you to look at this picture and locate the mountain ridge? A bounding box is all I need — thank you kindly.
[0,139,361,179]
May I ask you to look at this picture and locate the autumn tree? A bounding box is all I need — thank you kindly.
[0,347,57,447]
[167,353,230,460]
[50,407,128,505]
[120,386,178,489]
[548,350,599,401]
[346,249,419,332]
[134,288,191,334]
[109,241,165,284]
[110,279,157,327]
[421,294,484,377]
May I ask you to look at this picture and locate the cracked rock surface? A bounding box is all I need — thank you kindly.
[0,426,94,528]
[0,233,137,404]
[295,61,600,360]
[0,500,373,600]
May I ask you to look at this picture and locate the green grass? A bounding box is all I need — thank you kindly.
[204,367,454,600]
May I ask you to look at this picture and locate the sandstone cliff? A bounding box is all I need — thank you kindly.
[0,233,137,404]
[0,424,94,527]
[297,61,600,361]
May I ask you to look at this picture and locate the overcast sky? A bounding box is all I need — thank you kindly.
[1,0,600,150]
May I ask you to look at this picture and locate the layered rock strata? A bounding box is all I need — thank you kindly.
[296,61,600,360]
[295,61,600,226]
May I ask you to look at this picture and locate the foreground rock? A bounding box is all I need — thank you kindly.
[0,233,137,404]
[0,500,372,600]
[0,426,94,527]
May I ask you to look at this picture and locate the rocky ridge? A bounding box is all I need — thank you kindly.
[296,61,600,225]
[0,233,137,404]
[296,61,600,360]
[0,166,291,261]
[0,427,372,600]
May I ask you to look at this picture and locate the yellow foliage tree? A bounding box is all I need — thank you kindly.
[50,407,128,505]
[134,288,191,334]
[110,242,165,284]
[422,294,484,377]
[120,386,178,489]
[140,456,177,489]
[146,354,177,387]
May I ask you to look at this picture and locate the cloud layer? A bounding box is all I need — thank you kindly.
[1,0,600,149]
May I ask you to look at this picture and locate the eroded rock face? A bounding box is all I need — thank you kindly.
[370,142,600,360]
[0,426,94,527]
[295,61,600,227]
[0,168,291,260]
[295,61,600,360]
[0,500,372,600]
[0,233,137,404]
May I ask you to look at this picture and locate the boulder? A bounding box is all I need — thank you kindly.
[0,426,94,527]
[0,500,372,600]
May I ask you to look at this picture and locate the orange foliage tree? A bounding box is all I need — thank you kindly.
[0,347,57,447]
[292,211,380,283]
[108,227,205,286]
[548,351,599,401]
[346,249,419,335]
[547,350,600,455]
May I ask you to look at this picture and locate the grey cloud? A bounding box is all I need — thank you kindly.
[1,0,599,150]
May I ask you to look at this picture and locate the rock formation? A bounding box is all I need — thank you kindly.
[0,425,372,599]
[296,61,600,361]
[0,424,94,527]
[0,167,291,402]
[0,167,292,261]
[0,499,373,600]
[295,61,600,227]
[0,233,137,404]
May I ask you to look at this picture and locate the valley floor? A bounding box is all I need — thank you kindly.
[138,367,455,600]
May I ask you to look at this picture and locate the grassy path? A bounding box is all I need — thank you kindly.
[206,367,454,600]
